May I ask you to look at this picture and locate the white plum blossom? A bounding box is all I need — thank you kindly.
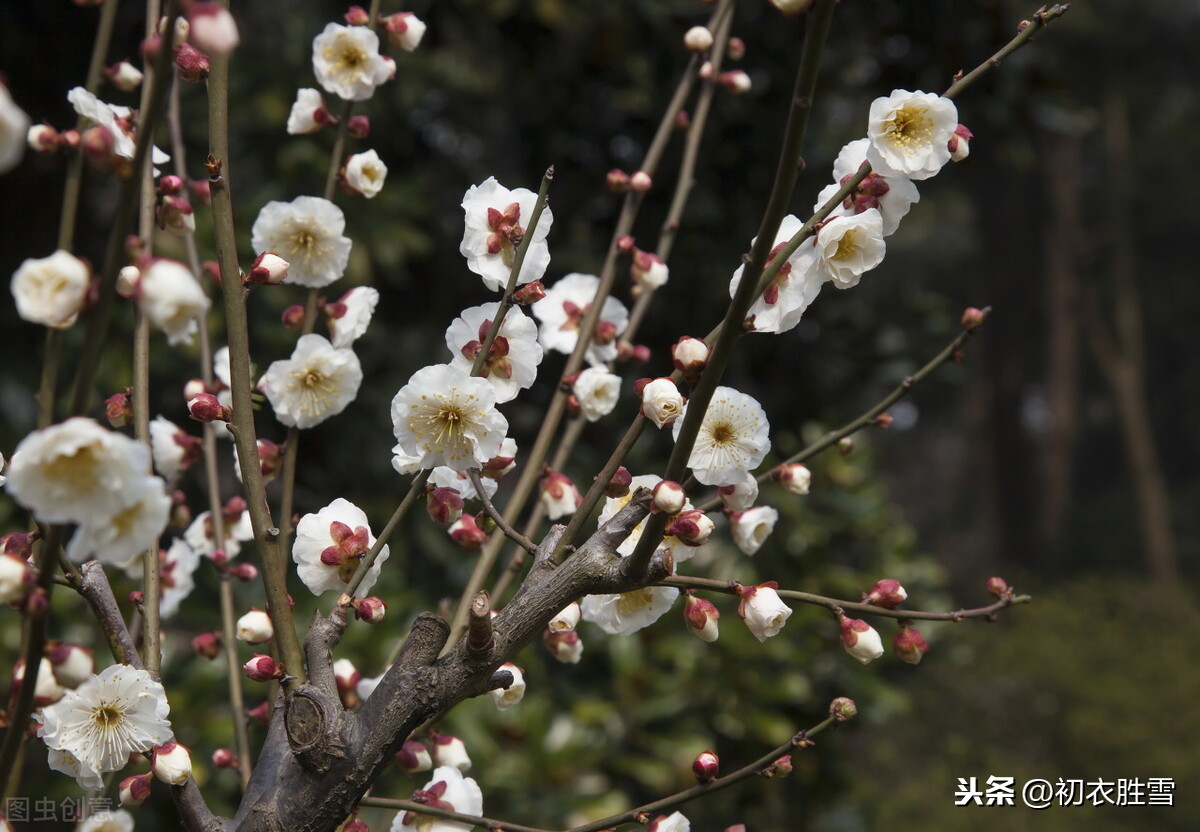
[47,747,104,791]
[38,665,173,789]
[344,149,388,198]
[717,470,759,512]
[327,286,379,349]
[460,177,553,292]
[293,497,390,597]
[811,210,886,290]
[287,88,329,135]
[489,663,525,710]
[1,80,30,174]
[739,584,792,642]
[183,508,253,560]
[532,273,629,366]
[445,303,543,403]
[392,766,483,832]
[573,367,621,422]
[149,415,197,481]
[66,476,171,567]
[672,387,770,487]
[261,334,363,429]
[391,364,508,471]
[136,259,210,346]
[77,809,135,832]
[866,89,958,180]
[157,538,200,618]
[581,586,680,636]
[67,87,170,166]
[251,196,352,288]
[5,417,153,526]
[11,250,91,329]
[730,506,778,555]
[816,137,920,236]
[312,23,392,101]
[647,812,691,832]
[729,215,823,334]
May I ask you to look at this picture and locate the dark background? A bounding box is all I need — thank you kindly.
[1,1,1197,830]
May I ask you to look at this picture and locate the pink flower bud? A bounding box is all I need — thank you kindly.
[683,594,720,642]
[191,631,223,659]
[152,740,193,785]
[59,128,81,150]
[189,179,211,204]
[431,734,471,771]
[606,168,631,193]
[727,37,746,60]
[354,596,387,624]
[81,125,117,169]
[698,60,715,80]
[246,700,271,727]
[188,392,231,422]
[157,194,196,235]
[0,530,39,560]
[593,319,618,345]
[104,391,133,427]
[426,486,465,524]
[187,2,240,56]
[664,510,714,546]
[347,115,370,139]
[281,303,306,330]
[344,819,369,832]
[616,234,636,254]
[604,466,633,498]
[230,563,258,582]
[539,470,582,520]
[46,642,94,688]
[448,514,488,551]
[105,60,144,92]
[509,279,546,306]
[629,170,652,192]
[719,70,751,94]
[839,615,884,665]
[761,754,793,778]
[893,626,929,665]
[985,576,1009,598]
[174,43,211,83]
[247,252,290,285]
[396,740,433,773]
[542,628,584,664]
[772,463,810,495]
[27,124,59,153]
[671,336,709,382]
[244,654,283,682]
[693,749,719,783]
[684,26,714,52]
[156,174,184,196]
[343,5,370,25]
[961,306,986,330]
[829,696,858,722]
[863,579,907,609]
[380,12,427,51]
[872,412,894,429]
[129,590,145,606]
[212,748,237,769]
[948,123,973,161]
[651,480,687,515]
[119,772,153,806]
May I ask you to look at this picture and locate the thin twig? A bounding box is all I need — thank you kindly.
[468,470,537,555]
[343,469,431,599]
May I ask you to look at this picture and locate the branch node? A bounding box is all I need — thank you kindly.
[466,590,494,661]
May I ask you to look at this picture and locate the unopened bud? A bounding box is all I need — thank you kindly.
[281,304,306,330]
[152,740,193,785]
[893,625,929,665]
[105,60,144,92]
[761,754,793,778]
[247,252,290,285]
[616,234,636,254]
[693,749,719,783]
[719,70,751,94]
[229,562,258,582]
[948,123,973,162]
[395,740,432,773]
[344,5,370,25]
[81,125,116,168]
[664,509,714,546]
[651,480,687,515]
[640,377,684,428]
[354,596,387,624]
[448,514,488,551]
[191,631,222,659]
[508,279,546,306]
[863,579,907,609]
[985,576,1009,598]
[873,412,894,429]
[431,734,472,771]
[839,615,884,665]
[104,391,133,427]
[671,336,709,382]
[606,168,630,193]
[347,115,370,139]
[604,466,632,498]
[829,696,858,722]
[246,700,271,727]
[837,436,854,456]
[119,772,153,806]
[380,12,427,52]
[212,748,237,769]
[188,392,231,422]
[727,37,746,60]
[46,642,94,689]
[961,306,986,330]
[187,2,240,56]
[174,43,211,83]
[27,124,59,153]
[683,594,720,643]
[684,26,714,53]
[244,654,283,682]
[333,658,361,708]
[542,628,584,664]
[629,170,652,193]
[235,609,274,644]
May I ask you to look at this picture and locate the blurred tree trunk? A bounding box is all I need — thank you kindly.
[1085,92,1180,586]
[1040,130,1083,550]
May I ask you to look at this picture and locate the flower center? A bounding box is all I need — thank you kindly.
[832,230,860,261]
[330,37,367,72]
[616,588,655,615]
[711,423,735,444]
[93,703,123,728]
[886,104,934,148]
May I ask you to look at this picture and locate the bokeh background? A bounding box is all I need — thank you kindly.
[1,1,1197,830]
